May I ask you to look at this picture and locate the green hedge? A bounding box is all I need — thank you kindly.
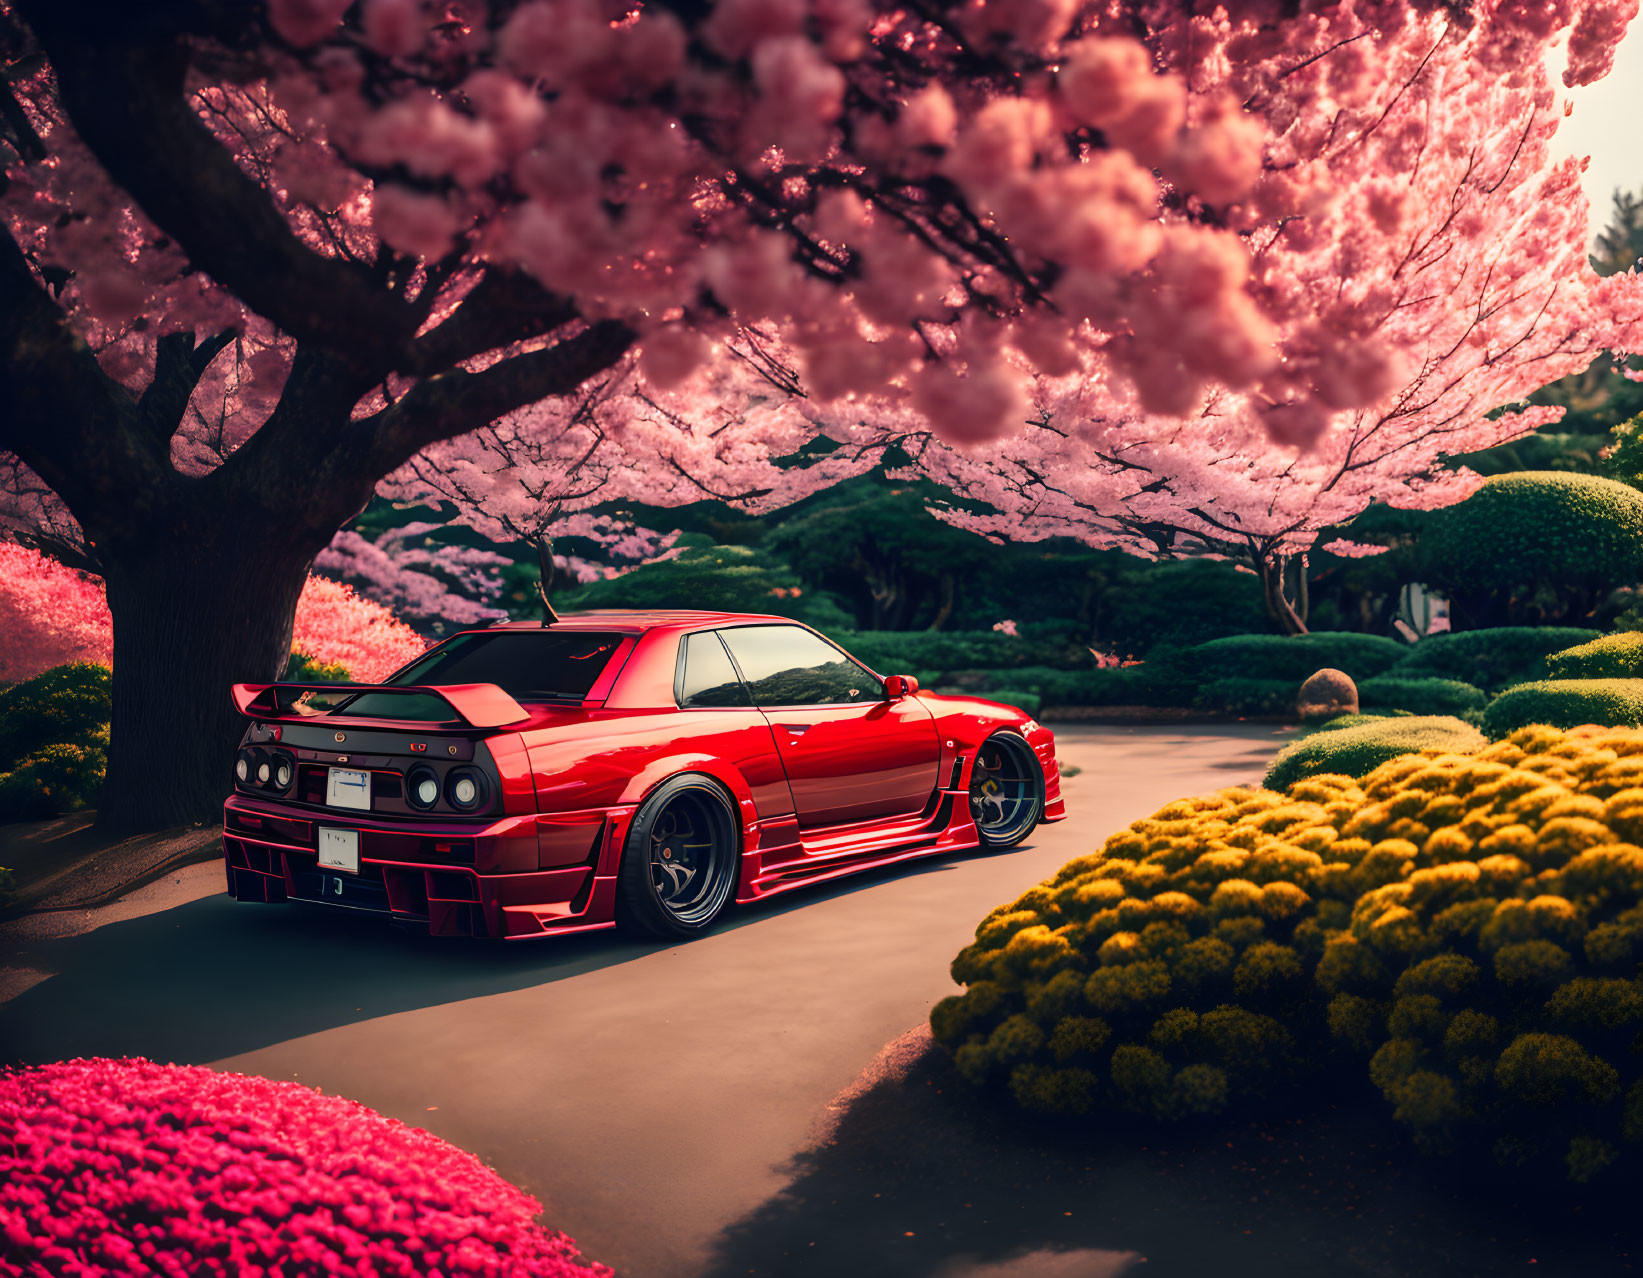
[839,631,1088,675]
[284,651,353,683]
[1388,628,1600,692]
[0,663,110,771]
[1482,679,1643,737]
[0,663,110,823]
[1419,473,1643,627]
[1195,678,1297,717]
[1142,634,1405,706]
[1545,632,1643,681]
[1264,716,1485,790]
[932,726,1643,1182]
[1358,676,1488,717]
[949,665,1155,707]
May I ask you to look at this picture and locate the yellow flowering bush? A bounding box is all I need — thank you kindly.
[933,724,1643,1181]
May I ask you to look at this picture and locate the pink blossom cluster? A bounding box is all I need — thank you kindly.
[0,545,423,684]
[4,0,1632,469]
[288,576,428,682]
[799,2,1643,569]
[992,619,1020,637]
[0,1057,609,1277]
[0,542,111,682]
[315,526,510,628]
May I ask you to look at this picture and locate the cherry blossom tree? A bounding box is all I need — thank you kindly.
[803,9,1643,633]
[1,0,1637,827]
[0,544,425,683]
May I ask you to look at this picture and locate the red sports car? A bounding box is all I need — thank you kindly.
[223,611,1065,940]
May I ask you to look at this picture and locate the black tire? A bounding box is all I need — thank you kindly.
[616,773,741,939]
[970,731,1045,850]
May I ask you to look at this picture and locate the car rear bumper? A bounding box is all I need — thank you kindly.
[222,795,626,939]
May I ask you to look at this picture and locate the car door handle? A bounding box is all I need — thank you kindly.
[778,724,810,735]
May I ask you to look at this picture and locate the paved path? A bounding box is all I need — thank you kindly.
[0,724,1286,1278]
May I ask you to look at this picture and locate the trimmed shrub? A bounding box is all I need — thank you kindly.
[1358,676,1489,717]
[1264,716,1485,790]
[1183,633,1407,684]
[933,725,1643,1181]
[0,1057,610,1275]
[1196,678,1297,717]
[1297,668,1358,721]
[838,631,1087,674]
[1482,680,1643,737]
[981,689,1044,716]
[1546,632,1643,681]
[1389,627,1601,693]
[1419,473,1643,628]
[957,665,1155,707]
[284,650,353,682]
[0,663,111,821]
[0,662,110,769]
[0,733,108,822]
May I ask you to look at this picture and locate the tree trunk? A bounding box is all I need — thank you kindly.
[98,528,314,834]
[926,573,956,631]
[1257,551,1310,636]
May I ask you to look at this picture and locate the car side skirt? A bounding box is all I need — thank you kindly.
[223,752,1063,939]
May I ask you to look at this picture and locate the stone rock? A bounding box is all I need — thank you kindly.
[1297,667,1358,720]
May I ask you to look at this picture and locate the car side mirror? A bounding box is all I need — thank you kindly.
[883,674,919,700]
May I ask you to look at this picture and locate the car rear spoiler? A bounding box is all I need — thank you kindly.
[231,681,531,729]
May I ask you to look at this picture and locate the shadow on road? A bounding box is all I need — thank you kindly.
[701,1045,1636,1278]
[0,843,987,1068]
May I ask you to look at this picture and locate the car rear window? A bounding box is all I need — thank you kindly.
[351,631,625,712]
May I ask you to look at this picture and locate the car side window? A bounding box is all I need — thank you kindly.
[719,625,881,707]
[679,631,753,708]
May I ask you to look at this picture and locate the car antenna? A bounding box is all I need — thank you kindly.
[535,534,561,625]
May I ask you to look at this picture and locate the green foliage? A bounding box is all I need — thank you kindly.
[1482,680,1643,737]
[1174,633,1406,686]
[0,735,108,822]
[283,651,353,683]
[0,663,110,769]
[1094,559,1274,658]
[1387,628,1601,693]
[1264,716,1486,790]
[834,631,1087,674]
[1195,678,1297,717]
[767,479,998,630]
[978,689,1042,716]
[570,541,853,629]
[0,663,111,822]
[1545,632,1643,680]
[1418,474,1643,628]
[934,725,1643,1181]
[1358,676,1488,717]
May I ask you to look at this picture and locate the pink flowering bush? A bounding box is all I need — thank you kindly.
[289,576,426,683]
[0,546,423,685]
[0,1058,610,1277]
[0,543,110,681]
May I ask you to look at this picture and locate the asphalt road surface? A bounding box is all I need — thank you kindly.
[1,724,1293,1278]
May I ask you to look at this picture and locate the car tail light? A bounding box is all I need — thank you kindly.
[406,764,441,811]
[270,751,295,792]
[446,767,487,812]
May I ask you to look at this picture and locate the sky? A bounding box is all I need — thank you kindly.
[1551,26,1643,240]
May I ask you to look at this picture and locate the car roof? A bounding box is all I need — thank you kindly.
[476,610,798,637]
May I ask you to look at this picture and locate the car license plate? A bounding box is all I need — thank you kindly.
[326,766,372,811]
[318,826,360,874]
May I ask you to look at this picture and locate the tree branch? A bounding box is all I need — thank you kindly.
[0,221,167,536]
[358,321,637,482]
[136,329,235,443]
[405,269,580,375]
[22,4,415,360]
